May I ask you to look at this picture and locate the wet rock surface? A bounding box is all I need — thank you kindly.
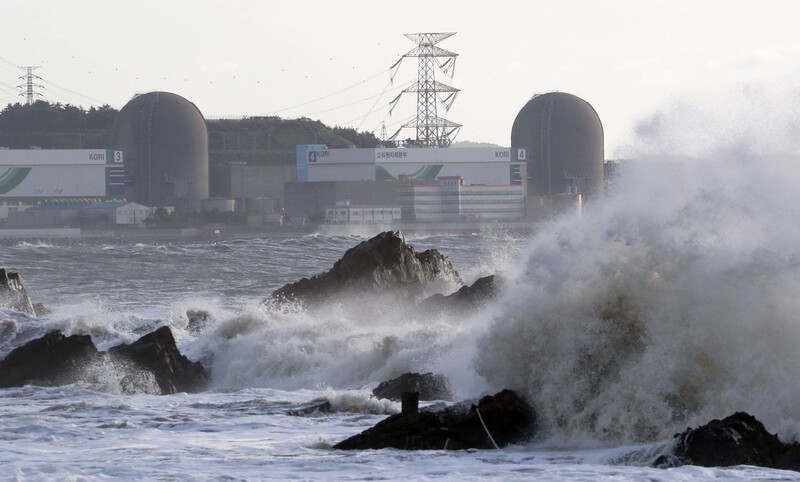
[0,331,98,388]
[186,309,212,334]
[108,326,209,394]
[0,268,41,316]
[0,326,207,395]
[372,372,455,402]
[660,412,800,471]
[270,231,459,306]
[334,389,535,450]
[416,275,500,316]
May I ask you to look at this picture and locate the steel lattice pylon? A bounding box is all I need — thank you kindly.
[390,32,461,147]
[17,66,44,105]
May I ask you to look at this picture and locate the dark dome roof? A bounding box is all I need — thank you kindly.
[511,92,604,198]
[111,91,209,209]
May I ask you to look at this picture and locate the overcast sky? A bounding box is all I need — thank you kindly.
[0,1,798,157]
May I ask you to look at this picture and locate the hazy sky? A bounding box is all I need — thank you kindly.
[0,1,798,156]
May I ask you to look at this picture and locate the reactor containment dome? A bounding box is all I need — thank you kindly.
[111,91,209,211]
[511,92,603,198]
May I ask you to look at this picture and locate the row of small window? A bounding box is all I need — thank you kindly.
[399,191,524,197]
[401,199,523,206]
[409,207,524,214]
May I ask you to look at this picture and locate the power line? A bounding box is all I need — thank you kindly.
[0,55,18,70]
[355,77,396,130]
[38,77,109,106]
[301,79,414,118]
[0,80,18,93]
[265,67,393,116]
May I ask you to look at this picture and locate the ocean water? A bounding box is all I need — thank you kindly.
[4,154,800,479]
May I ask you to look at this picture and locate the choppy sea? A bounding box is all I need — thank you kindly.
[4,153,800,480]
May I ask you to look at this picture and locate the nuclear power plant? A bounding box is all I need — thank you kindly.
[0,32,611,231]
[111,91,209,212]
[511,92,604,217]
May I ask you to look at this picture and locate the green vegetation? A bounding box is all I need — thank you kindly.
[0,101,118,132]
[0,101,117,149]
[206,117,391,166]
[0,101,390,166]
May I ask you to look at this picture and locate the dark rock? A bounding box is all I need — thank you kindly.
[0,268,38,316]
[334,410,450,450]
[270,231,459,306]
[32,303,49,316]
[443,389,537,449]
[669,412,800,471]
[287,399,333,416]
[0,326,209,395]
[416,275,500,316]
[108,326,208,394]
[372,372,455,402]
[186,309,211,334]
[334,389,535,450]
[0,330,98,388]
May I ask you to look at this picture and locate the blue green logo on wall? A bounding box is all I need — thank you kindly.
[376,164,442,181]
[0,168,31,194]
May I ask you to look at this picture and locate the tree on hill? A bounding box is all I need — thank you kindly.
[0,101,392,155]
[0,101,118,133]
[205,117,392,165]
[331,126,393,148]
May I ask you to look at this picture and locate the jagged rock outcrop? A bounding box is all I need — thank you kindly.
[372,372,455,402]
[416,275,500,316]
[186,309,211,334]
[270,231,459,306]
[0,268,41,316]
[108,326,208,394]
[334,389,535,450]
[659,412,800,471]
[0,326,207,395]
[0,331,98,388]
[287,399,333,416]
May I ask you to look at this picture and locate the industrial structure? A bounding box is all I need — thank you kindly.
[0,51,608,230]
[17,66,44,105]
[511,92,604,197]
[398,176,525,222]
[296,145,521,184]
[4,201,149,229]
[111,91,209,211]
[511,92,604,218]
[0,149,124,203]
[324,201,401,225]
[288,145,526,223]
[389,32,461,147]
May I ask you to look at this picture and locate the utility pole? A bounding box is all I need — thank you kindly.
[17,66,44,104]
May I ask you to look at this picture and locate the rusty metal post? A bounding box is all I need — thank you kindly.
[401,391,419,414]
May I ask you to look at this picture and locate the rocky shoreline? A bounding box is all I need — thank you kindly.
[0,326,208,395]
[1,231,799,471]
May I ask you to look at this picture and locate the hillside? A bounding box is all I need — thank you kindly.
[0,101,387,166]
[206,117,390,166]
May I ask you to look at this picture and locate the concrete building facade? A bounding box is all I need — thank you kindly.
[296,145,524,186]
[0,149,125,203]
[398,176,525,222]
[324,201,401,225]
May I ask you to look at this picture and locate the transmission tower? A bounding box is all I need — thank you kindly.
[17,66,44,104]
[389,32,461,147]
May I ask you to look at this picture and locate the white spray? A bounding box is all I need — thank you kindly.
[475,84,800,445]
